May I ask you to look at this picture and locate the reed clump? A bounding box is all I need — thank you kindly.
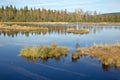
[67,29,89,34]
[0,24,48,32]
[19,43,68,61]
[72,43,120,68]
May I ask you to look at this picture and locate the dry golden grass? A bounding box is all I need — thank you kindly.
[19,43,68,61]
[72,43,120,68]
[0,23,48,32]
[1,22,120,26]
[67,29,89,34]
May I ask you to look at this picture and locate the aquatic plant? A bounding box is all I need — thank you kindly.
[72,43,120,68]
[67,29,89,34]
[19,47,31,58]
[72,53,79,60]
[19,43,68,61]
[0,24,48,32]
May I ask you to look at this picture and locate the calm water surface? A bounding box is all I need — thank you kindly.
[0,24,120,80]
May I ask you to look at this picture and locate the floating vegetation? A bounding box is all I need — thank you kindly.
[19,43,68,62]
[67,29,89,34]
[0,24,48,32]
[72,43,120,68]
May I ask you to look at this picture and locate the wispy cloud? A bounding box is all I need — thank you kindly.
[0,0,120,13]
[30,3,59,6]
[30,0,99,7]
[29,0,100,10]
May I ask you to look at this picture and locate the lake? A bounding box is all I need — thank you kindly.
[0,24,120,80]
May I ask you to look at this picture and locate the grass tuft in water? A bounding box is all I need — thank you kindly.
[0,23,48,32]
[19,43,68,61]
[67,28,89,34]
[72,43,120,68]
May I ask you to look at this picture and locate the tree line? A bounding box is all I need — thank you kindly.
[0,5,120,22]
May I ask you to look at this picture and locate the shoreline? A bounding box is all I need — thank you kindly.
[0,22,120,26]
[0,24,48,32]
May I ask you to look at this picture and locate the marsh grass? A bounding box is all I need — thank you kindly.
[72,43,120,68]
[67,29,89,34]
[0,24,48,32]
[19,43,68,61]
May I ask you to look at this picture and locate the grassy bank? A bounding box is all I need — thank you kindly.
[0,23,48,32]
[19,43,68,61]
[72,43,120,68]
[0,22,120,26]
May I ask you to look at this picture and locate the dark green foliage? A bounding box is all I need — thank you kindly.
[0,5,120,22]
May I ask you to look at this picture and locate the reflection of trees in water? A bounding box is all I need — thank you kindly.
[0,25,120,37]
[76,42,80,50]
[0,31,19,37]
[48,26,67,35]
[72,41,81,62]
[0,31,47,37]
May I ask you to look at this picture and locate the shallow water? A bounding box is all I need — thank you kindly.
[0,24,120,80]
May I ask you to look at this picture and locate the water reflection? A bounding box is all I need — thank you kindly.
[0,24,120,37]
[0,24,120,80]
[102,64,111,71]
[0,31,47,37]
[20,56,66,63]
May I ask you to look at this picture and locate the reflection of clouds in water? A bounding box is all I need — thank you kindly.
[81,60,99,67]
[62,60,74,67]
[10,65,48,80]
[63,58,100,67]
[0,44,3,47]
[10,42,42,46]
[0,44,5,47]
[6,41,48,46]
[35,62,90,77]
[76,56,100,67]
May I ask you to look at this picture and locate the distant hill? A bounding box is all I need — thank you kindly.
[102,12,120,16]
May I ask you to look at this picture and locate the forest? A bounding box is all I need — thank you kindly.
[0,5,120,22]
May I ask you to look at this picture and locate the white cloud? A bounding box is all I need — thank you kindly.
[30,3,58,6]
[0,0,120,13]
[29,0,100,8]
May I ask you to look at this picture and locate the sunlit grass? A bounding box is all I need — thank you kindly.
[19,43,69,61]
[0,23,48,32]
[72,43,120,68]
[67,28,89,34]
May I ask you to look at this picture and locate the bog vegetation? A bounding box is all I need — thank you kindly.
[67,29,89,34]
[0,5,120,22]
[19,43,68,61]
[72,43,120,68]
[0,23,48,32]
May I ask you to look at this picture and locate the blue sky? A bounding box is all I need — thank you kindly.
[0,0,120,13]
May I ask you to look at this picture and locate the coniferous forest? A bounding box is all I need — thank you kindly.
[0,5,120,22]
